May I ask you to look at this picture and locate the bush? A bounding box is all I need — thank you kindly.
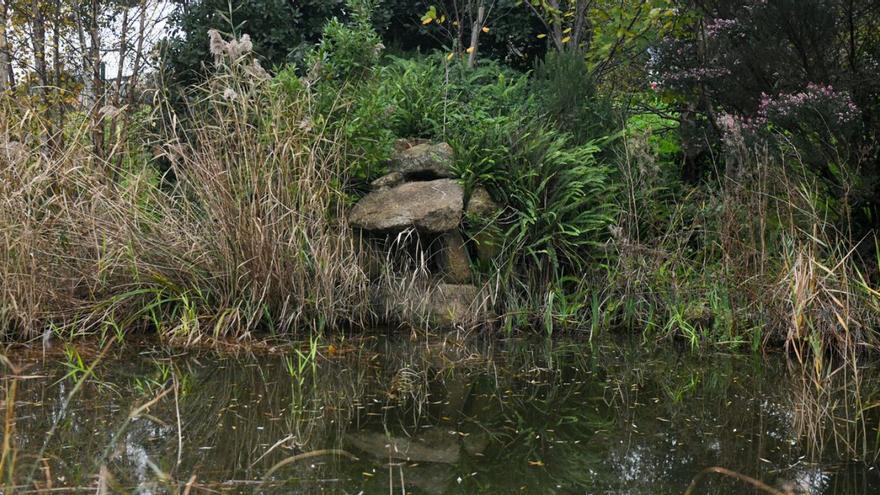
[162,0,342,86]
[531,50,617,145]
[483,124,618,281]
[652,0,880,232]
[308,0,384,82]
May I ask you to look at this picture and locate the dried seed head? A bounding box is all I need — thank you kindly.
[208,29,227,58]
[247,59,271,81]
[226,34,253,59]
[1,140,28,164]
[238,34,253,54]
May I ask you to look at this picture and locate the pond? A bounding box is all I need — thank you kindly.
[1,335,879,494]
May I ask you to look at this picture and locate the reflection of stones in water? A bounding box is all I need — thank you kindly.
[347,426,485,495]
[777,467,829,495]
[461,429,490,456]
[402,463,457,495]
[347,428,461,464]
[368,462,457,495]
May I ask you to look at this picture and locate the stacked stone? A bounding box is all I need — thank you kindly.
[349,140,498,327]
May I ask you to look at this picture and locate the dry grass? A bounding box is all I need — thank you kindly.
[0,35,376,341]
[606,130,879,356]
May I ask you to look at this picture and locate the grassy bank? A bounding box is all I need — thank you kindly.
[1,45,374,342]
[1,10,878,361]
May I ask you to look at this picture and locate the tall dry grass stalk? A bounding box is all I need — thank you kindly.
[608,130,879,356]
[0,32,375,341]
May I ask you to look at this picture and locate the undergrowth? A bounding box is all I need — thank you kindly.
[0,7,877,362]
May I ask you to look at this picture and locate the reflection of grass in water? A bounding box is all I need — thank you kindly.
[4,343,374,491]
[1,366,17,491]
[4,336,880,493]
[788,354,880,465]
[163,346,372,486]
[1,342,116,492]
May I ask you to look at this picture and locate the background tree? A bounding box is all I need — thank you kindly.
[161,0,344,86]
[0,0,12,89]
[652,0,880,236]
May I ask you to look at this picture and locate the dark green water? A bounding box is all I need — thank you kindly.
[2,336,880,494]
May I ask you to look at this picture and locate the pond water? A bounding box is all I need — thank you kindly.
[2,335,880,494]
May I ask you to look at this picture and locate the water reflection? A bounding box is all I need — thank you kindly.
[1,336,879,494]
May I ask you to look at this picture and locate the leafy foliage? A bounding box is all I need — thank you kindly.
[652,0,880,222]
[308,0,384,82]
[162,0,343,85]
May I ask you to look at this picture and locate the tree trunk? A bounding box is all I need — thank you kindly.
[127,0,146,108]
[32,0,48,89]
[119,0,148,167]
[0,0,9,91]
[109,5,128,158]
[467,4,484,68]
[88,0,104,160]
[52,0,61,87]
[51,0,65,149]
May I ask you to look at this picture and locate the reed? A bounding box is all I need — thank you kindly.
[0,33,379,341]
[599,131,880,356]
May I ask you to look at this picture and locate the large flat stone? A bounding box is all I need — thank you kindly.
[350,179,463,234]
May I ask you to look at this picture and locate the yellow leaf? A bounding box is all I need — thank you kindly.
[561,36,571,43]
[421,6,437,25]
[466,46,475,53]
[440,15,446,23]
[528,460,545,467]
[482,26,489,33]
[563,27,572,34]
[537,33,547,39]
[446,52,454,60]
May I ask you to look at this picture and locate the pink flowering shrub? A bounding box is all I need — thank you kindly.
[718,84,860,139]
[651,0,878,171]
[758,84,860,130]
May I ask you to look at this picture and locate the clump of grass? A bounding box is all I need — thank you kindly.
[0,32,376,341]
[599,130,879,355]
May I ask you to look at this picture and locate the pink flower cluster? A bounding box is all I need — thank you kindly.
[757,83,860,126]
[717,112,765,140]
[705,18,738,39]
[717,83,861,144]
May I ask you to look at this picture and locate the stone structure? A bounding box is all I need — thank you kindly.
[349,139,499,327]
[349,178,463,234]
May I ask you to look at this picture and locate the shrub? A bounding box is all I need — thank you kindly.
[308,0,384,83]
[652,0,880,230]
[531,50,617,145]
[487,125,618,281]
[162,0,342,86]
